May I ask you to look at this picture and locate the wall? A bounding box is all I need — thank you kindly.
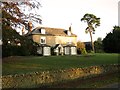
[55,36,77,46]
[32,35,40,44]
[46,36,56,46]
[32,35,77,46]
[2,64,119,88]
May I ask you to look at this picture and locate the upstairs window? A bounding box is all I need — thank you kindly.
[41,29,45,34]
[40,37,46,44]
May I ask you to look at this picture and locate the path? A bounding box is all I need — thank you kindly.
[101,83,120,88]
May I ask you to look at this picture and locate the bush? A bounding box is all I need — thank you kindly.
[77,41,87,55]
[2,28,38,57]
[80,48,87,55]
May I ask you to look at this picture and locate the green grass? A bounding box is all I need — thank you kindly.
[2,53,119,75]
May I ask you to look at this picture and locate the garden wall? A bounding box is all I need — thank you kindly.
[2,64,119,88]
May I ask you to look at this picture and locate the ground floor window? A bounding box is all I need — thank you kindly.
[71,47,76,55]
[43,47,51,56]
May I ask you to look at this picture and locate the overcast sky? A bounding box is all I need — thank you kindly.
[37,0,119,42]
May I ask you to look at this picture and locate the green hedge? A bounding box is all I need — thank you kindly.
[2,43,38,57]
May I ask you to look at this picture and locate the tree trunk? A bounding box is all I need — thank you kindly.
[89,30,95,52]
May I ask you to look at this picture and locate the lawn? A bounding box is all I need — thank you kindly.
[2,53,119,75]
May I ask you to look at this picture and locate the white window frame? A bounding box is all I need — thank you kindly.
[43,47,51,56]
[71,47,76,55]
[41,29,45,34]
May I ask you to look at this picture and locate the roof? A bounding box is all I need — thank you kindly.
[64,44,76,47]
[38,44,51,47]
[53,44,60,49]
[29,26,77,37]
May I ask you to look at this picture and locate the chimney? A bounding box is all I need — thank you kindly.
[69,23,72,32]
[28,21,32,32]
[68,24,72,36]
[69,26,71,32]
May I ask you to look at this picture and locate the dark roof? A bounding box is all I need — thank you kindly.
[64,44,76,47]
[38,44,51,47]
[53,44,60,49]
[29,27,77,37]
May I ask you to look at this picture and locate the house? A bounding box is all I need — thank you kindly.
[25,21,77,56]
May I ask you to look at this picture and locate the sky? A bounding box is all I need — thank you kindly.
[36,0,119,42]
[17,0,119,42]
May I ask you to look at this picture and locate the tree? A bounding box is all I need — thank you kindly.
[1,1,42,30]
[1,1,41,57]
[81,13,100,52]
[103,26,120,53]
[2,23,39,57]
[94,37,104,53]
[77,41,87,54]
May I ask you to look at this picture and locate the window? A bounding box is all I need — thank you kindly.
[71,47,76,55]
[43,47,50,56]
[41,29,45,34]
[40,37,46,44]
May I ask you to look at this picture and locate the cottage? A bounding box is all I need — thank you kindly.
[25,22,77,56]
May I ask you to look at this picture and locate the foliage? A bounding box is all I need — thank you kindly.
[81,13,100,52]
[80,48,87,55]
[103,26,120,53]
[84,42,92,53]
[94,37,104,53]
[1,1,42,29]
[77,41,85,49]
[2,24,38,57]
[1,1,41,57]
[77,41,87,54]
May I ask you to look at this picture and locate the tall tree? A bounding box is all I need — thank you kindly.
[81,13,100,52]
[103,26,120,53]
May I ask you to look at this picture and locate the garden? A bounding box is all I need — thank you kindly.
[2,53,120,88]
[3,53,119,75]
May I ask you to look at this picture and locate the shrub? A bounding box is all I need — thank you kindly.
[77,41,87,55]
[80,48,87,55]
